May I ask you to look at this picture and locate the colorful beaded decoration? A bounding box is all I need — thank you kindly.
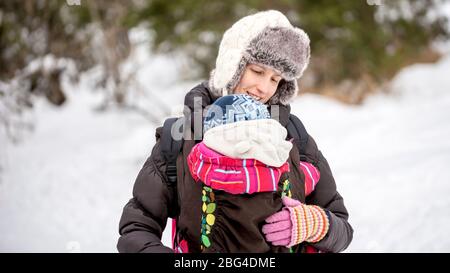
[281,178,294,253]
[200,185,216,251]
[281,179,292,198]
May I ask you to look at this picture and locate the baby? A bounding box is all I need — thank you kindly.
[185,94,325,253]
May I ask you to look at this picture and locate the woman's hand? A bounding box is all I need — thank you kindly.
[261,196,300,246]
[262,196,330,247]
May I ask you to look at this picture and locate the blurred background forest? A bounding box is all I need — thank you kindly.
[1,0,449,142]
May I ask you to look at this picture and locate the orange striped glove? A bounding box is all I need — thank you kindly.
[263,196,330,247]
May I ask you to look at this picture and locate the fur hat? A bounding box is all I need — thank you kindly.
[208,10,310,105]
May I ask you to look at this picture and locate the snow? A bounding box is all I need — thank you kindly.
[1,33,450,253]
[0,37,191,252]
[290,54,450,252]
[0,79,155,252]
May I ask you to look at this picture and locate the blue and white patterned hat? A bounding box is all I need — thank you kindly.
[203,94,270,132]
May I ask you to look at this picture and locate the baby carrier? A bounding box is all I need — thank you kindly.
[160,114,310,252]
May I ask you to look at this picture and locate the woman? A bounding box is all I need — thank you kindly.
[117,10,353,253]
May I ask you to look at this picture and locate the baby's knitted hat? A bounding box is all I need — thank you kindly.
[203,94,270,133]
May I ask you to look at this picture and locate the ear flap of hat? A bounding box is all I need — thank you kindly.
[267,79,298,105]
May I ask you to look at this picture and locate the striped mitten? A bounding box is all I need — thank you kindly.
[283,196,330,247]
[263,196,330,248]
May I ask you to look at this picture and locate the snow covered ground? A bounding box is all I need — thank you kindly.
[291,53,450,252]
[1,37,450,253]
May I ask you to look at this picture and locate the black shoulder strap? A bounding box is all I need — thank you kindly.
[286,114,309,155]
[160,117,184,186]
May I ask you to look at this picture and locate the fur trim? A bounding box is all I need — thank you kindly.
[207,69,222,99]
[268,79,298,105]
[208,10,310,105]
[203,119,293,167]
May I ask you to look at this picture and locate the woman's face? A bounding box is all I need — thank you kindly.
[233,64,282,104]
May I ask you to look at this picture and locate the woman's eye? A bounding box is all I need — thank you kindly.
[252,69,263,75]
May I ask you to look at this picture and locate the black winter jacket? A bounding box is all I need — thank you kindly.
[117,82,353,253]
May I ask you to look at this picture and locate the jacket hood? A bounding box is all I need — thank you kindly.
[187,142,290,194]
[203,119,293,167]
